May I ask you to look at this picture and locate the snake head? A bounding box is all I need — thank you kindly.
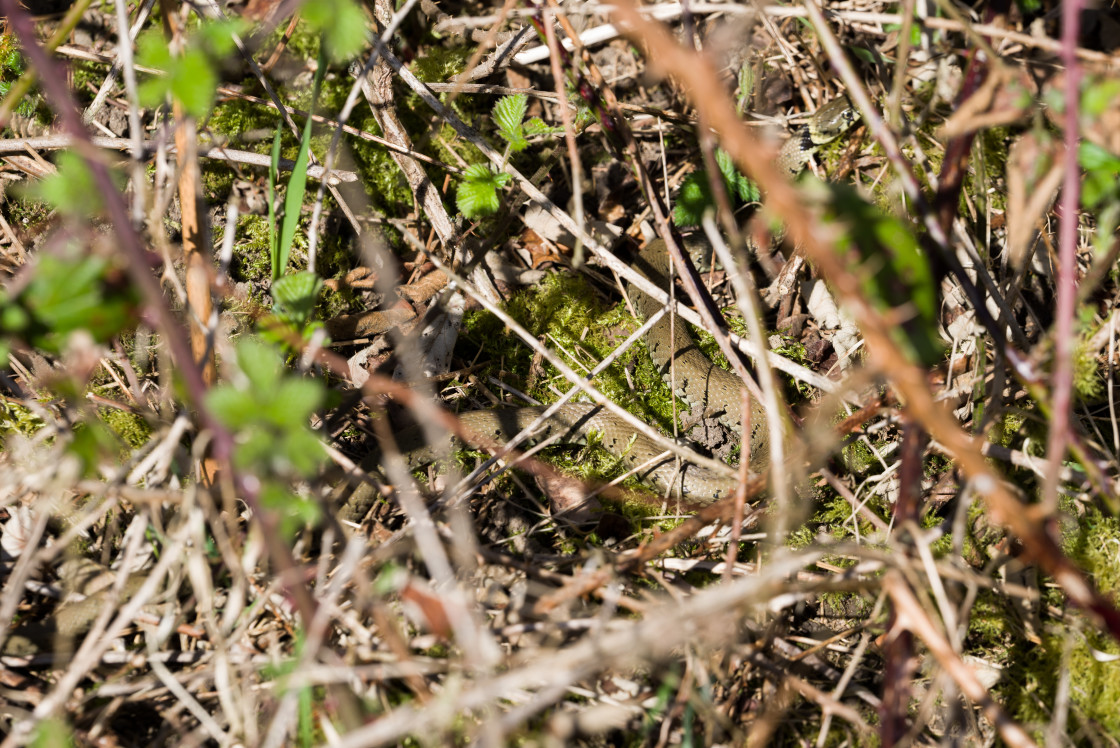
[813,95,861,142]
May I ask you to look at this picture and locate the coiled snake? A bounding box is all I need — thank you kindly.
[357,96,860,508]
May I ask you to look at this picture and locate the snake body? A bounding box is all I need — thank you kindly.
[352,97,859,509]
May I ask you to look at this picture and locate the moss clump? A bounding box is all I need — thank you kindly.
[0,398,44,438]
[411,46,472,83]
[1062,505,1120,595]
[97,406,152,450]
[1073,336,1104,402]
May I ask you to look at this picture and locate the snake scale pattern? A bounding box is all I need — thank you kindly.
[356,97,860,508]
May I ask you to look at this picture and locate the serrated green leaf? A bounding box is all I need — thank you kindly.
[462,163,491,180]
[457,180,500,218]
[494,93,529,149]
[271,271,323,327]
[523,117,554,137]
[715,149,738,188]
[456,165,508,218]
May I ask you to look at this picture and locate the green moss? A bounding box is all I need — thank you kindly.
[1073,336,1105,401]
[1062,505,1120,595]
[999,631,1120,741]
[1064,634,1120,735]
[230,214,277,287]
[0,398,44,438]
[97,406,152,450]
[209,98,283,143]
[411,46,471,83]
[841,436,877,475]
[967,589,1017,646]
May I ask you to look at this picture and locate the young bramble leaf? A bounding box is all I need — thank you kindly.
[673,173,712,227]
[135,21,246,120]
[494,93,529,152]
[456,164,510,219]
[272,272,323,329]
[523,117,555,137]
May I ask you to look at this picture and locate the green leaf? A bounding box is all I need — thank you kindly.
[523,117,554,137]
[271,271,323,328]
[672,172,711,227]
[1079,141,1120,209]
[456,164,509,218]
[205,338,327,485]
[205,387,259,429]
[136,30,217,119]
[716,149,759,203]
[196,18,248,58]
[4,251,138,351]
[172,49,218,120]
[302,0,368,62]
[671,152,758,227]
[826,182,942,367]
[1079,141,1120,171]
[271,379,324,425]
[494,94,529,151]
[260,482,321,538]
[30,717,75,748]
[274,50,325,280]
[236,338,284,394]
[28,151,104,216]
[135,29,172,71]
[275,119,313,280]
[848,46,878,64]
[283,429,326,476]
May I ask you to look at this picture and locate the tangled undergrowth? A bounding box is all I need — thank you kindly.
[2,0,1120,745]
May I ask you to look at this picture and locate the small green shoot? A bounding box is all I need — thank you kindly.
[271,46,326,282]
[266,47,327,338]
[456,163,511,219]
[456,94,556,219]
